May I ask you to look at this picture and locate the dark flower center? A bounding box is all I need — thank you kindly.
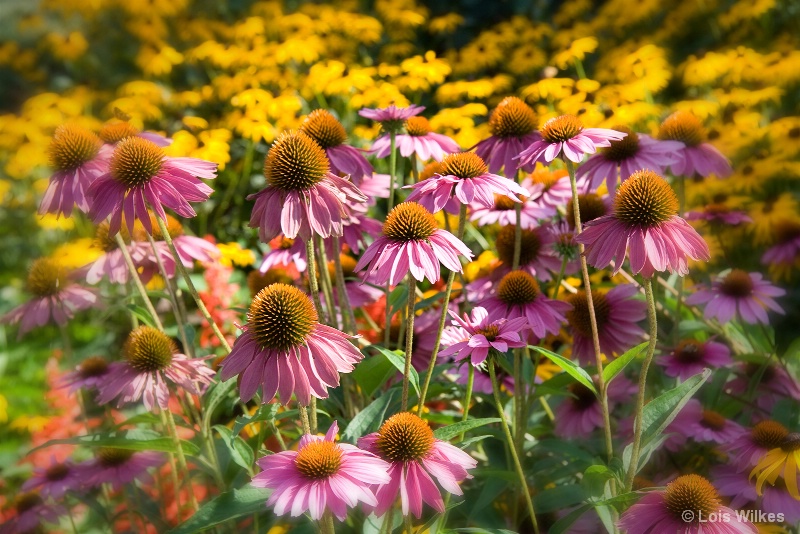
[147,214,184,240]
[781,433,800,452]
[419,161,445,181]
[567,291,611,338]
[530,168,566,191]
[265,131,330,192]
[719,269,753,298]
[745,362,774,382]
[540,115,584,143]
[49,124,101,171]
[489,96,537,138]
[568,382,597,410]
[382,202,438,242]
[26,258,67,297]
[97,447,136,467]
[441,152,488,179]
[613,170,678,227]
[247,268,295,297]
[497,270,540,305]
[405,116,433,137]
[79,356,109,378]
[111,137,165,189]
[95,222,130,252]
[663,475,721,521]
[751,420,789,449]
[566,193,607,227]
[294,440,343,479]
[475,324,500,342]
[700,410,726,431]
[602,126,639,162]
[300,109,347,149]
[376,412,435,462]
[124,326,175,372]
[774,220,800,244]
[673,340,706,363]
[45,463,70,481]
[278,236,295,250]
[493,194,520,211]
[658,111,706,147]
[327,254,358,280]
[99,121,140,144]
[496,225,542,267]
[247,283,318,351]
[16,492,43,514]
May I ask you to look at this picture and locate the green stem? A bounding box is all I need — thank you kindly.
[58,322,73,360]
[154,216,231,352]
[551,256,568,299]
[417,204,467,414]
[304,238,325,316]
[310,396,318,434]
[401,275,417,411]
[404,514,413,534]
[321,511,336,534]
[458,364,475,442]
[331,235,357,333]
[115,233,164,331]
[574,58,587,80]
[489,362,539,534]
[299,405,311,434]
[145,233,191,356]
[513,348,524,457]
[383,505,396,534]
[624,277,658,491]
[162,408,198,511]
[388,132,398,212]
[315,235,337,327]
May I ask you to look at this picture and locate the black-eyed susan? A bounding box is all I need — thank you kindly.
[750,432,800,500]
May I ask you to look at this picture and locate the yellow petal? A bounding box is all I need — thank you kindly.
[785,452,800,500]
[755,459,785,496]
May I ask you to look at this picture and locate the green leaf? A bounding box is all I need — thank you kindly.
[582,464,617,498]
[126,304,156,328]
[602,341,648,384]
[414,290,446,311]
[388,284,409,318]
[352,352,396,397]
[231,404,278,438]
[203,377,237,417]
[169,486,271,534]
[533,484,586,513]
[32,429,200,456]
[369,345,419,397]
[342,390,397,443]
[433,418,500,441]
[530,346,596,394]
[213,425,255,473]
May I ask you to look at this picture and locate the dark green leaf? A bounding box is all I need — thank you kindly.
[342,390,397,443]
[352,352,396,397]
[369,345,419,397]
[602,341,648,384]
[213,425,255,473]
[232,403,278,438]
[32,429,200,456]
[169,486,271,534]
[530,346,596,394]
[433,418,500,441]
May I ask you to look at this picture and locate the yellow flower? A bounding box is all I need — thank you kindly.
[395,51,451,92]
[0,394,6,423]
[719,0,776,29]
[428,13,463,34]
[552,37,598,70]
[750,434,800,499]
[463,251,498,283]
[10,415,50,434]
[218,242,255,268]
[749,193,799,245]
[44,31,89,61]
[36,214,75,231]
[52,238,102,270]
[136,45,184,77]
[521,78,574,102]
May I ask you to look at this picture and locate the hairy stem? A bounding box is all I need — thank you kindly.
[401,275,417,411]
[115,233,164,331]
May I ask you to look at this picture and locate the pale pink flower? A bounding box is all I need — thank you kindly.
[359,104,425,130]
[439,307,528,365]
[300,109,373,185]
[516,114,626,166]
[370,116,460,162]
[473,96,540,175]
[658,111,732,178]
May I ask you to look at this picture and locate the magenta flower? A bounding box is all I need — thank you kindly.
[726,362,800,414]
[248,131,367,243]
[439,307,528,365]
[724,420,790,471]
[712,465,800,524]
[669,399,744,445]
[370,116,460,162]
[300,109,373,185]
[658,111,732,178]
[481,270,570,339]
[339,211,383,254]
[658,338,731,380]
[0,492,65,534]
[490,224,563,281]
[251,421,391,521]
[358,412,477,519]
[469,190,554,229]
[576,170,710,278]
[576,127,683,193]
[516,114,626,166]
[88,136,216,235]
[39,124,108,217]
[60,356,111,393]
[359,104,425,132]
[522,168,574,211]
[139,214,219,268]
[22,459,84,499]
[219,283,363,406]
[554,375,636,439]
[2,258,98,337]
[97,326,215,411]
[80,222,173,285]
[566,285,646,365]
[686,270,785,325]
[259,235,308,273]
[617,474,756,534]
[685,205,752,226]
[762,220,800,268]
[405,152,526,213]
[473,96,540,175]
[355,202,472,286]
[81,448,164,490]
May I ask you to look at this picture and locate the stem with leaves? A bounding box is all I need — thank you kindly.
[114,233,164,331]
[401,275,417,411]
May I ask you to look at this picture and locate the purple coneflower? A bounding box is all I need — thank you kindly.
[712,465,800,524]
[99,119,172,147]
[359,104,425,132]
[685,270,785,325]
[248,131,367,243]
[60,356,111,393]
[39,124,108,217]
[576,126,682,193]
[88,136,217,235]
[762,220,800,268]
[82,222,173,285]
[370,116,460,162]
[299,109,373,185]
[405,152,526,212]
[473,96,539,175]
[97,326,215,411]
[469,190,554,229]
[669,399,744,445]
[259,235,307,273]
[82,448,164,490]
[658,111,732,178]
[219,283,363,406]
[439,306,528,365]
[522,167,573,211]
[685,204,752,226]
[566,192,612,229]
[355,202,472,286]
[727,362,800,414]
[566,285,646,365]
[22,459,84,499]
[659,338,731,380]
[138,214,219,268]
[617,474,756,533]
[492,224,563,281]
[358,412,477,519]
[516,114,626,166]
[554,375,636,439]
[251,421,391,521]
[481,270,570,339]
[0,492,65,534]
[2,258,98,337]
[576,169,710,278]
[724,420,790,471]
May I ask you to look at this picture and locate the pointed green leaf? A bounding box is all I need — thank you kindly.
[433,418,500,441]
[602,341,648,384]
[530,346,596,394]
[169,486,271,533]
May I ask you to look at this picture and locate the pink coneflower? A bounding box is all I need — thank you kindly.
[685,204,752,226]
[359,104,425,132]
[325,254,383,308]
[300,109,373,185]
[405,152,526,212]
[2,258,98,337]
[516,114,626,167]
[566,285,646,365]
[658,111,732,178]
[669,399,744,445]
[358,412,477,518]
[493,224,563,280]
[0,492,65,534]
[658,338,732,380]
[481,271,570,339]
[566,192,612,229]
[251,421,391,521]
[576,170,710,278]
[762,220,800,268]
[522,167,573,211]
[60,356,111,393]
[39,124,108,217]
[726,362,800,414]
[259,235,308,273]
[617,474,756,534]
[712,465,800,524]
[469,191,554,229]
[357,173,391,203]
[554,375,636,439]
[82,448,164,490]
[355,202,472,286]
[337,204,383,254]
[473,96,540,175]
[439,306,528,365]
[82,222,173,285]
[88,136,217,235]
[99,119,172,147]
[137,214,219,268]
[724,420,790,471]
[219,283,363,406]
[370,116,460,162]
[97,326,215,411]
[248,131,367,243]
[22,459,84,499]
[576,127,682,193]
[685,270,785,325]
